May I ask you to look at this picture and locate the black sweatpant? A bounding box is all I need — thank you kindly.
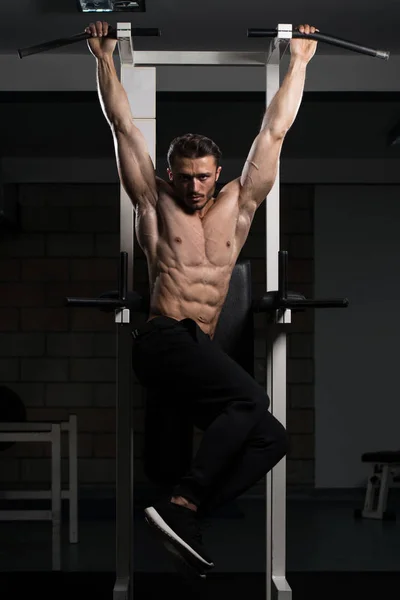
[132,316,288,516]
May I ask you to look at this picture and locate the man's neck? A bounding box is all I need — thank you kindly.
[198,197,215,219]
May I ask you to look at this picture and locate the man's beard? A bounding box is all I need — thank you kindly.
[188,188,215,212]
[191,197,210,211]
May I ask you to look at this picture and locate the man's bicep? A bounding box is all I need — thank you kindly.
[239,129,284,208]
[113,123,158,209]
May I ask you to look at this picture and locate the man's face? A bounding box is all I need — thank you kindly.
[167,155,222,212]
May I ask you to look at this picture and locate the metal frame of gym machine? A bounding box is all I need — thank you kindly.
[17,20,390,600]
[106,23,388,600]
[112,23,294,600]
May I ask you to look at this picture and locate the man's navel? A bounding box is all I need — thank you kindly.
[175,237,182,243]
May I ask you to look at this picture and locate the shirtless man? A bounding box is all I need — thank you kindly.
[86,21,318,577]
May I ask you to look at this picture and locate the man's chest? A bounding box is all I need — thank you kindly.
[158,204,240,267]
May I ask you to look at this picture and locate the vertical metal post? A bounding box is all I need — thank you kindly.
[68,414,78,543]
[51,423,61,571]
[113,22,135,600]
[265,25,292,600]
[113,22,156,600]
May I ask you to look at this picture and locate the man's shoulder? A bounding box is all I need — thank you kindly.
[216,178,242,201]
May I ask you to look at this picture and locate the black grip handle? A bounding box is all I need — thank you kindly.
[65,297,124,308]
[253,290,349,313]
[247,29,390,60]
[17,26,161,58]
[284,298,349,309]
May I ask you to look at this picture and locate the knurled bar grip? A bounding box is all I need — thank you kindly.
[17,27,161,58]
[247,29,390,60]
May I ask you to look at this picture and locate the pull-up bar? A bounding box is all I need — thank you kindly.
[17,25,390,60]
[247,28,390,60]
[17,26,161,59]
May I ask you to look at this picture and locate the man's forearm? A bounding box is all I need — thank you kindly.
[96,55,133,132]
[261,57,307,136]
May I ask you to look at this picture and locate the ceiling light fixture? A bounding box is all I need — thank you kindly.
[77,0,145,12]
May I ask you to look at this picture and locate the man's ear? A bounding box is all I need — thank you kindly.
[216,166,222,181]
[167,168,173,181]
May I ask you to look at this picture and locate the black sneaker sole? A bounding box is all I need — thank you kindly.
[144,515,207,579]
[163,539,208,580]
[144,506,214,573]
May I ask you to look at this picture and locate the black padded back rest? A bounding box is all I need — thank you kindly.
[213,259,254,377]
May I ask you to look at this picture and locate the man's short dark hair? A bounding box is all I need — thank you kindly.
[167,133,222,169]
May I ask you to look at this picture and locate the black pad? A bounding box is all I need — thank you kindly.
[213,260,254,376]
[143,259,256,486]
[362,451,400,464]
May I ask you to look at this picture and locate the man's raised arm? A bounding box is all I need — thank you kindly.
[238,24,318,213]
[86,21,157,209]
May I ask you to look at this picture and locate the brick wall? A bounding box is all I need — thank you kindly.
[281,185,315,488]
[0,184,121,489]
[0,182,314,493]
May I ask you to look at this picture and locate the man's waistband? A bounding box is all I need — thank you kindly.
[132,316,181,340]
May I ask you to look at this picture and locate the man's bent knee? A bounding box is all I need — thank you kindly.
[262,407,289,462]
[252,388,270,411]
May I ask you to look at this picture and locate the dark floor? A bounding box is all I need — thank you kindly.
[1,494,400,598]
[1,496,400,572]
[1,571,400,600]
